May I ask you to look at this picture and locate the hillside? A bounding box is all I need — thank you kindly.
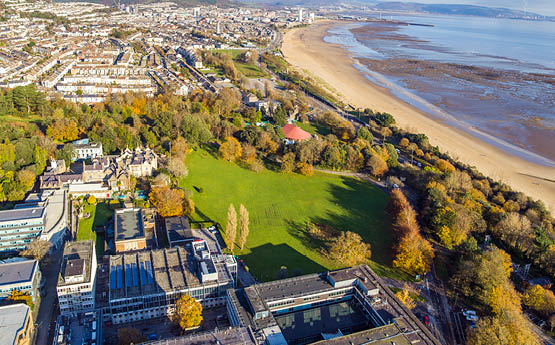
[54,0,233,8]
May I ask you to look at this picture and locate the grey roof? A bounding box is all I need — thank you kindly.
[114,208,145,242]
[0,207,45,223]
[143,326,256,345]
[59,241,94,286]
[0,304,31,345]
[0,260,37,286]
[165,216,193,244]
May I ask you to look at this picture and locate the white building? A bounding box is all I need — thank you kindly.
[0,259,41,302]
[57,240,97,316]
[72,139,103,160]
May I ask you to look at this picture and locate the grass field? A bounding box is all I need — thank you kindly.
[180,149,400,281]
[211,49,269,78]
[77,203,112,259]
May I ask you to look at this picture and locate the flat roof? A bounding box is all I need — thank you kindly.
[312,324,411,345]
[114,208,145,242]
[0,304,30,345]
[59,241,94,286]
[0,207,45,223]
[165,216,193,244]
[142,326,256,345]
[0,260,37,286]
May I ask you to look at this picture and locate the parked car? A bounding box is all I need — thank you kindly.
[466,315,479,322]
[462,310,477,317]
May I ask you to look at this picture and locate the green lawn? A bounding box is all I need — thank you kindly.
[211,49,269,78]
[77,203,113,259]
[180,149,400,281]
[296,121,332,136]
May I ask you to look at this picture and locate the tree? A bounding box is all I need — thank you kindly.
[46,118,79,142]
[366,154,388,177]
[173,295,203,331]
[296,162,313,176]
[238,204,249,250]
[327,231,371,266]
[393,232,434,276]
[55,144,75,166]
[522,284,555,317]
[117,327,146,345]
[8,290,33,309]
[87,195,97,204]
[466,312,540,345]
[225,204,237,252]
[20,239,51,261]
[219,137,242,162]
[183,198,195,216]
[375,112,395,127]
[180,115,212,144]
[356,127,373,142]
[149,186,185,217]
[281,152,296,173]
[395,284,417,309]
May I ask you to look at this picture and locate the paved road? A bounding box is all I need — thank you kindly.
[35,245,64,345]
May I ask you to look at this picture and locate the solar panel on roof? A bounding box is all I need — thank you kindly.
[110,267,117,290]
[140,262,147,285]
[146,261,154,284]
[116,265,123,289]
[132,262,138,287]
[125,264,132,288]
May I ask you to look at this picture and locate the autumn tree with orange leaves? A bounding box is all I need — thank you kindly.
[149,186,193,217]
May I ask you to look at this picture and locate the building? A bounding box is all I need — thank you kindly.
[164,216,194,247]
[114,208,147,252]
[142,327,256,345]
[40,147,158,192]
[0,304,34,345]
[0,207,47,252]
[100,231,237,325]
[0,259,41,302]
[282,123,311,144]
[72,138,103,160]
[226,265,441,345]
[57,240,97,316]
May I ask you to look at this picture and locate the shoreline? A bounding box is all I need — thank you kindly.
[281,20,555,211]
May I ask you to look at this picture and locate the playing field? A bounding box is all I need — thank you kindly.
[180,149,396,281]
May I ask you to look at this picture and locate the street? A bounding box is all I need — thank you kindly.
[35,244,65,345]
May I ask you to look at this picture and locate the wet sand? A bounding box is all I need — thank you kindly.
[282,20,555,211]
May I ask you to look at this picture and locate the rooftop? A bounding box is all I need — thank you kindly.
[114,208,145,242]
[0,304,31,345]
[165,216,193,245]
[0,259,37,286]
[59,240,94,286]
[0,207,45,223]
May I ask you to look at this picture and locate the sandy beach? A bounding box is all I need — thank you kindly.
[282,20,555,211]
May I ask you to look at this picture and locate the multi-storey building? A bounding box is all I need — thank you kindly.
[0,304,34,345]
[114,208,147,253]
[0,259,41,302]
[57,240,97,316]
[40,147,158,192]
[227,265,442,345]
[101,235,236,325]
[0,207,47,252]
[73,139,103,160]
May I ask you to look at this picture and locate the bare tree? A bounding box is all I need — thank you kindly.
[20,239,51,261]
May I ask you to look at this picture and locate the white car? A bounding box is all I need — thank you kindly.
[466,315,479,322]
[463,310,477,317]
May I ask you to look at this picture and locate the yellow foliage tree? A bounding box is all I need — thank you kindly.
[393,232,434,276]
[173,295,203,331]
[296,162,314,176]
[219,137,242,162]
[149,186,185,217]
